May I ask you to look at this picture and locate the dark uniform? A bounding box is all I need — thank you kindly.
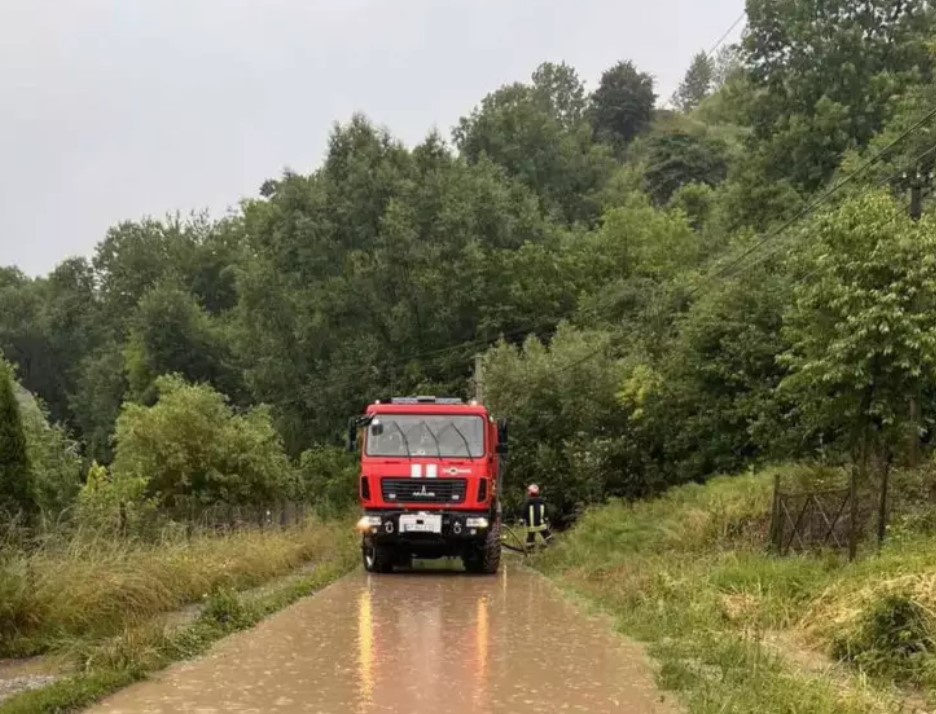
[522,495,553,546]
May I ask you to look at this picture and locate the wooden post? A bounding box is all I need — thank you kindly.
[848,467,859,562]
[769,472,781,553]
[877,451,891,550]
[909,174,923,464]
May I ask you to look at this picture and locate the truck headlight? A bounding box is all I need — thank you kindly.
[356,516,382,532]
[465,517,489,529]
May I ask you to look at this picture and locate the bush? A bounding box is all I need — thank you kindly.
[76,462,156,536]
[21,400,82,522]
[483,325,631,522]
[110,375,294,513]
[0,359,35,517]
[298,446,357,517]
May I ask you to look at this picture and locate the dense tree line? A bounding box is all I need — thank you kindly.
[3,0,936,524]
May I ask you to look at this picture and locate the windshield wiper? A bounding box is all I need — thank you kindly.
[418,421,443,458]
[439,423,474,458]
[390,421,413,460]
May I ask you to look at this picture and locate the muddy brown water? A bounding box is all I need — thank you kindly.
[86,562,677,714]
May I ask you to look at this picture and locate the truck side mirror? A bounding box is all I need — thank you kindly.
[370,419,384,437]
[347,418,358,452]
[496,418,509,455]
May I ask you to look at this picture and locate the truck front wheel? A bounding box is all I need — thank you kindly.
[362,539,395,573]
[463,521,501,575]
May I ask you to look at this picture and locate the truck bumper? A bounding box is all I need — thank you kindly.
[357,510,493,545]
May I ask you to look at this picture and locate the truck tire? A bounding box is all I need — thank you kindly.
[463,521,501,575]
[362,539,394,573]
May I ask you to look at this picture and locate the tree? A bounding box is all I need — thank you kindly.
[743,0,933,191]
[711,45,743,90]
[639,126,730,205]
[454,64,615,224]
[641,266,791,482]
[111,375,293,511]
[21,396,82,520]
[125,284,242,404]
[70,346,127,462]
[780,192,936,466]
[672,52,714,112]
[588,61,656,150]
[483,326,632,521]
[530,61,587,128]
[0,360,35,516]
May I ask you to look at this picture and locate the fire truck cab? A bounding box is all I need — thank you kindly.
[349,396,507,574]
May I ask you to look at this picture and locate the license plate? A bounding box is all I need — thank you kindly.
[399,514,442,533]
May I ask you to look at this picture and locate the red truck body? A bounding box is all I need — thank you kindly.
[350,397,507,574]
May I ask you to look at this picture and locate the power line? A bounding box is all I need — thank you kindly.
[687,104,936,296]
[284,281,638,404]
[706,10,746,59]
[323,112,936,404]
[721,137,936,282]
[283,104,936,410]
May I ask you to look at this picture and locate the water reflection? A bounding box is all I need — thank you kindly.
[357,583,374,712]
[85,564,677,714]
[473,594,489,712]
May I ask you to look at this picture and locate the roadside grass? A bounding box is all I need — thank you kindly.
[537,465,936,713]
[0,518,355,658]
[0,517,359,713]
[0,555,356,714]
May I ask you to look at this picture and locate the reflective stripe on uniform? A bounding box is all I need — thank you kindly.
[527,504,547,533]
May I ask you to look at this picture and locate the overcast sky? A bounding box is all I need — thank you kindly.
[1,0,744,276]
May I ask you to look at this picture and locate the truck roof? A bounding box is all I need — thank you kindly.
[366,397,490,417]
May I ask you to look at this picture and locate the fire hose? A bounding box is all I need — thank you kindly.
[500,523,551,555]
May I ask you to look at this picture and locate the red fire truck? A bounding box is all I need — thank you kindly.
[348,396,508,574]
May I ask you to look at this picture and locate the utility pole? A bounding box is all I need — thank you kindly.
[473,354,484,403]
[910,173,924,222]
[907,167,927,466]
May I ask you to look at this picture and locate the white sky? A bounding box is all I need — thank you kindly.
[0,0,745,276]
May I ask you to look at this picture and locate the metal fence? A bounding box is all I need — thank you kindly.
[767,463,936,560]
[769,475,858,557]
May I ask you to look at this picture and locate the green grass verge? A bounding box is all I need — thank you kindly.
[535,465,936,713]
[0,522,359,714]
[0,518,355,657]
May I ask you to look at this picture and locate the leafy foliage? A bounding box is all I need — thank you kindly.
[0,360,35,517]
[672,51,714,112]
[781,193,936,461]
[743,0,934,191]
[5,26,936,526]
[588,61,656,151]
[637,123,731,205]
[111,376,293,512]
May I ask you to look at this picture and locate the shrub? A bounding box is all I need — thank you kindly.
[111,375,294,513]
[0,359,35,517]
[298,446,357,517]
[76,462,156,536]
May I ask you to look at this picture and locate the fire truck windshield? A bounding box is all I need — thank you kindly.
[366,415,485,458]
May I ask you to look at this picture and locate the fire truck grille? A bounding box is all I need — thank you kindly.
[381,478,468,505]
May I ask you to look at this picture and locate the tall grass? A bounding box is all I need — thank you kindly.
[0,517,356,657]
[536,465,936,713]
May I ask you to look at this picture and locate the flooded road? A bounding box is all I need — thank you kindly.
[87,562,676,714]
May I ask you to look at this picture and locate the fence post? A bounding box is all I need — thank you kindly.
[769,472,781,553]
[877,452,891,551]
[848,467,859,561]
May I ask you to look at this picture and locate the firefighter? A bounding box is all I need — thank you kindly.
[522,484,553,547]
